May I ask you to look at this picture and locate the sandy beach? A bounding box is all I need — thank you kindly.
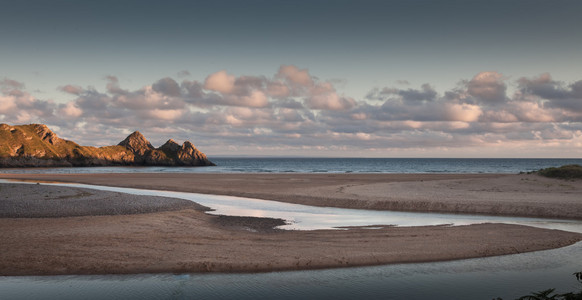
[1,173,581,275]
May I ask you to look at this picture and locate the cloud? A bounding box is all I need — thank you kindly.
[277,65,313,87]
[306,82,356,111]
[152,77,181,97]
[0,78,25,90]
[58,85,84,95]
[399,84,438,102]
[58,102,83,118]
[517,73,569,100]
[184,66,354,110]
[177,70,191,77]
[267,81,291,98]
[204,70,235,93]
[274,98,304,109]
[0,80,56,123]
[225,90,269,108]
[181,80,205,99]
[444,103,483,122]
[1,69,582,156]
[466,71,507,104]
[145,108,184,121]
[366,84,437,103]
[517,73,582,113]
[0,95,17,114]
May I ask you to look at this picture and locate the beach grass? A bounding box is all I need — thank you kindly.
[538,164,582,179]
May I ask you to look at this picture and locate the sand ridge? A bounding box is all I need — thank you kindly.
[1,203,580,276]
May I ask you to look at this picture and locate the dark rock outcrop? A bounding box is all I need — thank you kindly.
[0,123,215,168]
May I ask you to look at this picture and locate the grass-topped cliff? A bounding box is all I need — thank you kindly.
[0,123,215,167]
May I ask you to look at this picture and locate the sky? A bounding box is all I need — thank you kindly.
[1,0,581,158]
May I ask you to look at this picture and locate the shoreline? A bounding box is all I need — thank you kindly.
[1,173,582,276]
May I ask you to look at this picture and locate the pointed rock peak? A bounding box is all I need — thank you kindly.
[159,139,180,152]
[118,131,154,155]
[119,131,152,146]
[182,141,195,149]
[180,141,203,156]
[126,131,147,141]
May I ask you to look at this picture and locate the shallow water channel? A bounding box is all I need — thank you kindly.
[1,180,582,299]
[11,180,582,232]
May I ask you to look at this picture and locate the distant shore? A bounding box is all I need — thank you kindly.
[1,173,581,276]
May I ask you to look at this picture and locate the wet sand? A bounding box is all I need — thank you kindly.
[1,173,581,275]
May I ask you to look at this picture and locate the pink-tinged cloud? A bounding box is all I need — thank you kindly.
[204,70,236,93]
[236,90,269,107]
[277,65,313,87]
[307,92,356,111]
[511,102,555,122]
[145,109,184,121]
[59,102,83,118]
[0,78,25,90]
[0,95,17,114]
[59,85,84,95]
[266,81,290,98]
[306,82,356,111]
[445,103,483,122]
[350,112,367,120]
[112,86,186,110]
[276,108,305,122]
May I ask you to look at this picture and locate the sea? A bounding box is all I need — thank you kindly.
[1,157,581,174]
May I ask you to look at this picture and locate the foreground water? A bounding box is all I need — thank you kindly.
[1,179,582,299]
[1,242,581,300]
[1,157,581,174]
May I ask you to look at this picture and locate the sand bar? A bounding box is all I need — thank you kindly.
[1,172,581,219]
[1,173,581,275]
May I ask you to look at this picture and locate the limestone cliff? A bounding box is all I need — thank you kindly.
[0,123,215,167]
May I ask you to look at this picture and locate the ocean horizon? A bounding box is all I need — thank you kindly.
[1,157,581,175]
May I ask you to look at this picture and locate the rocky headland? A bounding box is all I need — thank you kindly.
[0,123,215,167]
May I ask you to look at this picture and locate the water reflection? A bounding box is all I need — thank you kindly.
[1,242,581,300]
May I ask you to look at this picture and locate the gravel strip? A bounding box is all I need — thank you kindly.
[0,183,210,218]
